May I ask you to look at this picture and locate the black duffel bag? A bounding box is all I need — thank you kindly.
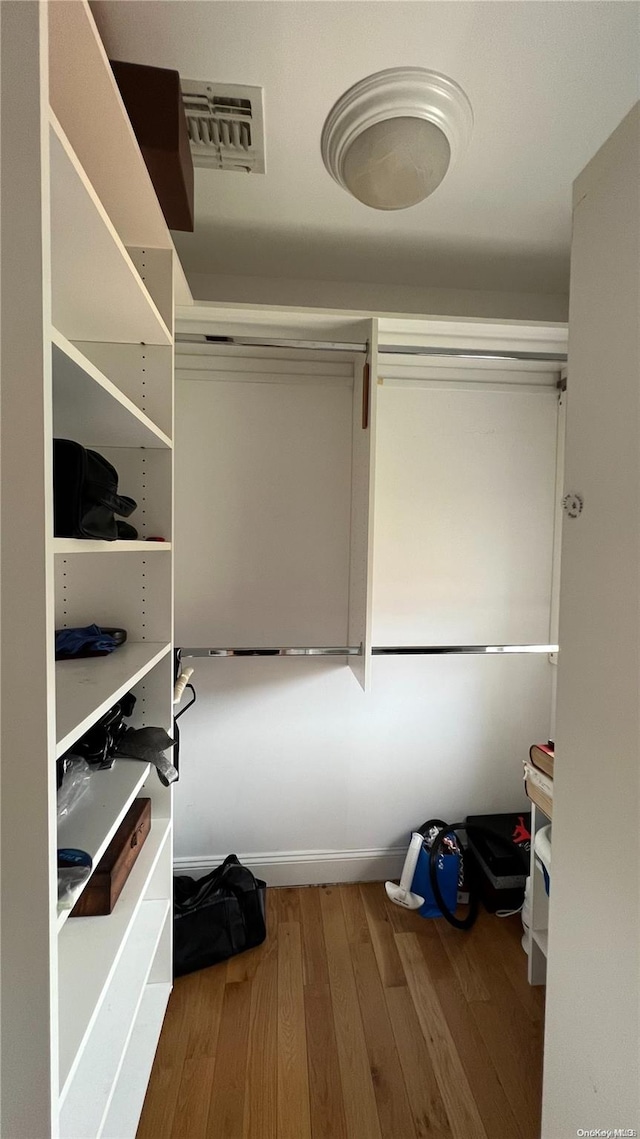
[173,855,267,977]
[53,438,138,540]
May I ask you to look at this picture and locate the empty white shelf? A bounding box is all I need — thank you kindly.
[49,112,172,346]
[53,539,172,554]
[59,899,169,1137]
[57,760,151,930]
[52,331,172,450]
[100,982,171,1139]
[56,642,171,757]
[532,928,549,957]
[58,820,171,1100]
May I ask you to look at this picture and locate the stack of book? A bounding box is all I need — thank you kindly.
[524,742,554,818]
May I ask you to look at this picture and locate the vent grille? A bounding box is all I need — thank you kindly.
[181,80,265,173]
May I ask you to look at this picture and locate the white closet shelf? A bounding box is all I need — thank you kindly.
[532,929,549,956]
[59,898,170,1135]
[49,111,172,347]
[56,642,172,758]
[48,0,191,305]
[49,1,169,255]
[100,981,171,1139]
[58,819,171,1101]
[52,331,172,450]
[57,760,152,931]
[53,539,172,554]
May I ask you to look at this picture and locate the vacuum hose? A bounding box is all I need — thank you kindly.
[420,819,479,930]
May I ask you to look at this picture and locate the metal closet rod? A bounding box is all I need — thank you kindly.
[378,345,567,363]
[175,333,567,364]
[181,644,559,658]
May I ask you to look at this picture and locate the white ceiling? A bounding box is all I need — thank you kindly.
[92,1,639,296]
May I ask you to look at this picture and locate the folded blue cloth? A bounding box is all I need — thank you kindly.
[55,624,118,659]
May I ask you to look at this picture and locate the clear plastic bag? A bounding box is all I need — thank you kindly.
[57,756,92,820]
[57,865,92,909]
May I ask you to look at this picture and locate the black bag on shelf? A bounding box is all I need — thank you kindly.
[65,692,137,771]
[173,855,267,977]
[53,438,138,540]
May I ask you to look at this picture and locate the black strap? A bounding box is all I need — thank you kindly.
[175,684,196,721]
[429,823,479,930]
[93,489,137,518]
[419,819,478,930]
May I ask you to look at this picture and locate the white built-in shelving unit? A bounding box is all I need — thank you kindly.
[527,800,551,985]
[1,2,186,1135]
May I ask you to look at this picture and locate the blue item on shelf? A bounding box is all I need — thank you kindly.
[57,848,92,869]
[55,624,125,660]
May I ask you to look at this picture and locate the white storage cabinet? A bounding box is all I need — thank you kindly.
[0,3,180,1136]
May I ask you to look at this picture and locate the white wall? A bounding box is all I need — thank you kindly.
[173,352,558,884]
[187,271,569,324]
[174,654,552,884]
[542,106,640,1135]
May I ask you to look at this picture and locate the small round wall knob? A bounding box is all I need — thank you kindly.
[562,493,584,518]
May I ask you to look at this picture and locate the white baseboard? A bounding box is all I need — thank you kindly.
[173,846,407,888]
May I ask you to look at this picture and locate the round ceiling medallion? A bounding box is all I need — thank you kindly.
[321,67,473,210]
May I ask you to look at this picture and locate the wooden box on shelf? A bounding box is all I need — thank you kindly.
[71,797,151,917]
[109,59,194,232]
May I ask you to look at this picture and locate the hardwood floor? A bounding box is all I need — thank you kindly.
[137,885,544,1139]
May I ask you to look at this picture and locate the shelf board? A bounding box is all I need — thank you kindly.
[56,642,171,758]
[57,760,152,930]
[48,0,170,253]
[49,111,172,346]
[100,982,171,1139]
[532,928,549,957]
[58,820,171,1101]
[52,330,172,450]
[53,539,171,554]
[48,0,192,305]
[59,899,170,1136]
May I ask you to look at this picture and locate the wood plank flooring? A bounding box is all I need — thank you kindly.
[137,885,544,1139]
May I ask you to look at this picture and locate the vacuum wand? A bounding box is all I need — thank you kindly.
[174,667,194,705]
[385,831,425,910]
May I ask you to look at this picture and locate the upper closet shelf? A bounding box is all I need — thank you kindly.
[49,0,169,253]
[49,113,172,346]
[52,331,172,450]
[48,0,192,306]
